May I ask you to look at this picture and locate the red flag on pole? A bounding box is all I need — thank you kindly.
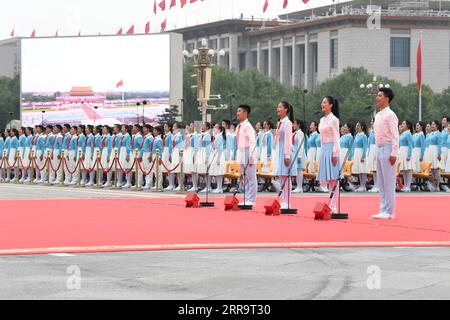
[170,0,176,9]
[303,0,310,4]
[31,29,36,37]
[263,0,269,13]
[117,28,123,35]
[10,29,14,37]
[283,0,288,9]
[126,25,135,35]
[161,19,167,31]
[116,80,124,89]
[159,0,166,11]
[190,0,197,3]
[145,21,151,34]
[417,39,422,92]
[180,0,187,8]
[154,0,157,14]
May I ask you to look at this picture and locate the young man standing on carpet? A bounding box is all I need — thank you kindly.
[372,88,399,220]
[236,105,257,208]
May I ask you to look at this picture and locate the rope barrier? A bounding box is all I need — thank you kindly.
[48,156,64,173]
[98,157,117,173]
[159,159,181,173]
[63,157,81,175]
[137,158,157,176]
[116,157,137,175]
[32,157,49,172]
[4,156,18,170]
[18,157,32,172]
[79,157,98,174]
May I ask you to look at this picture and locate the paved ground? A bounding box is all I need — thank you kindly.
[1,183,450,300]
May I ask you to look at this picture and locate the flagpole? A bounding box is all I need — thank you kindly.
[122,91,125,124]
[419,31,423,122]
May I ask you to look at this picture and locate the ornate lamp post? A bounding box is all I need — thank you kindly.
[183,39,226,123]
[360,76,390,117]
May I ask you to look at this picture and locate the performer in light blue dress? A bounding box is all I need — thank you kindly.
[412,122,426,173]
[399,120,414,192]
[292,119,307,194]
[275,101,297,210]
[351,122,368,192]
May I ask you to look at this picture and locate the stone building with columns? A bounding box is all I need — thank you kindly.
[178,0,450,93]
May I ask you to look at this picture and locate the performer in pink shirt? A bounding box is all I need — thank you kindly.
[372,88,399,220]
[236,105,257,207]
[317,96,341,214]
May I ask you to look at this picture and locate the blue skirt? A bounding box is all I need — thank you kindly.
[317,142,340,181]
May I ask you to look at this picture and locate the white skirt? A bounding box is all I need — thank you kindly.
[412,148,422,173]
[7,148,17,169]
[67,150,77,174]
[260,146,272,174]
[196,148,210,174]
[441,147,448,170]
[399,146,413,171]
[140,152,152,175]
[35,149,45,170]
[83,148,94,171]
[22,147,31,168]
[101,148,110,172]
[209,152,226,176]
[183,148,194,174]
[424,145,441,169]
[352,148,367,174]
[171,147,181,174]
[161,148,171,173]
[445,148,450,173]
[339,148,348,168]
[307,147,317,173]
[366,145,377,172]
[108,148,118,172]
[119,147,132,170]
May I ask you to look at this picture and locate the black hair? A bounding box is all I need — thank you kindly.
[46,125,53,131]
[342,123,355,136]
[222,120,231,128]
[310,121,319,134]
[216,124,226,142]
[442,116,449,123]
[379,87,395,103]
[238,104,251,115]
[431,120,441,131]
[86,125,94,134]
[280,101,295,123]
[357,121,367,134]
[205,122,212,130]
[416,121,426,135]
[154,126,164,136]
[294,119,308,135]
[64,124,71,130]
[404,120,413,133]
[264,120,274,130]
[55,125,62,131]
[95,125,103,133]
[164,123,173,132]
[324,96,340,119]
[11,128,19,137]
[143,124,152,132]
[78,125,86,135]
[134,124,143,133]
[71,126,78,132]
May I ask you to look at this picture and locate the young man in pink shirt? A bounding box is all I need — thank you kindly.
[372,88,399,220]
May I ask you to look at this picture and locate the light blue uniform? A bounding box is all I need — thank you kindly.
[18,134,27,157]
[400,131,413,158]
[340,133,354,161]
[0,137,4,161]
[293,131,306,170]
[275,119,297,176]
[413,132,426,159]
[77,133,86,157]
[4,137,11,158]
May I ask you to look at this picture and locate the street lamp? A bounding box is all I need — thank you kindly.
[360,76,390,117]
[136,102,141,125]
[183,38,226,122]
[41,111,46,125]
[142,100,147,125]
[94,106,98,126]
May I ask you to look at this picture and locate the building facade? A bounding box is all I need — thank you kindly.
[179,0,450,93]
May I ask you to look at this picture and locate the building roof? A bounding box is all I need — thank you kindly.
[70,87,94,96]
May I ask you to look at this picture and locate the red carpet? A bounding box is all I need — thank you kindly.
[81,104,102,120]
[1,195,450,255]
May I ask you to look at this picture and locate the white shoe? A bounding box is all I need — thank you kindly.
[446,189,450,193]
[5,179,10,183]
[187,187,197,193]
[199,188,211,193]
[238,202,254,207]
[292,188,303,194]
[19,179,24,183]
[401,187,411,193]
[68,181,77,186]
[372,212,392,220]
[355,186,366,193]
[123,183,131,189]
[369,187,379,193]
[173,186,181,192]
[102,182,112,188]
[211,189,223,194]
[164,186,174,191]
[85,182,94,187]
[142,185,151,190]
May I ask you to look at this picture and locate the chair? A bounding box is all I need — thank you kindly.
[412,161,432,191]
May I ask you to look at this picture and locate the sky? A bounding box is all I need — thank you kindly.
[0,0,346,39]
[21,34,171,92]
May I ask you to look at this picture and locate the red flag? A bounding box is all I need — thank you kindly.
[190,0,198,3]
[31,29,36,37]
[161,19,167,31]
[417,39,422,92]
[180,0,187,8]
[10,29,14,37]
[263,0,269,13]
[116,79,124,89]
[170,0,176,9]
[126,25,134,35]
[153,0,157,14]
[145,21,150,34]
[283,0,288,9]
[159,0,166,11]
[117,27,123,35]
[302,0,310,4]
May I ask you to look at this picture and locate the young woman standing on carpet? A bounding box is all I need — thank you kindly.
[188,123,201,192]
[151,126,164,190]
[316,97,341,213]
[82,125,95,187]
[139,124,155,190]
[210,123,227,194]
[275,101,296,210]
[292,119,307,194]
[412,121,426,174]
[399,120,414,192]
[66,126,79,186]
[183,123,195,191]
[130,125,143,188]
[6,128,19,182]
[101,125,114,188]
[118,124,132,189]
[306,122,320,174]
[260,120,274,175]
[352,122,369,192]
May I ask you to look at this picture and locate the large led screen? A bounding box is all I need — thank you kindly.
[21,34,173,126]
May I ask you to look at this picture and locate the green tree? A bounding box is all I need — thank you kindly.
[0,75,20,128]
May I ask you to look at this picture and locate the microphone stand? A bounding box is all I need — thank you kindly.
[278,134,306,215]
[200,150,218,208]
[330,137,354,220]
[237,141,259,211]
